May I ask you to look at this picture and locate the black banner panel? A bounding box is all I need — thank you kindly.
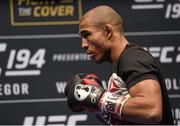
[0,0,180,125]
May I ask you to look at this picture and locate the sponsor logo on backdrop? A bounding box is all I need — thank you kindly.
[52,53,90,62]
[0,43,46,96]
[0,43,46,77]
[23,114,88,125]
[172,108,180,125]
[0,82,29,96]
[10,0,82,26]
[131,0,180,19]
[165,78,180,91]
[164,78,180,98]
[144,46,180,63]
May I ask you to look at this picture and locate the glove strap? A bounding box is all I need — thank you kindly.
[99,91,130,119]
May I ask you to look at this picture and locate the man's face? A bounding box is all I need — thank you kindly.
[79,20,111,63]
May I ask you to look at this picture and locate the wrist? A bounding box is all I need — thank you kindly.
[98,91,130,119]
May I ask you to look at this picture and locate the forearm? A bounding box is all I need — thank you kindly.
[121,96,162,124]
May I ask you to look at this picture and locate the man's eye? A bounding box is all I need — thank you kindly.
[81,31,91,39]
[83,33,90,38]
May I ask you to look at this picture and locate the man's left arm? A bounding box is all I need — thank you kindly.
[121,79,162,124]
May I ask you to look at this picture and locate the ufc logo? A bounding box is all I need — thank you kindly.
[144,46,180,63]
[23,114,87,126]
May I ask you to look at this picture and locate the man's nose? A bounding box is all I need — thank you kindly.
[81,38,89,49]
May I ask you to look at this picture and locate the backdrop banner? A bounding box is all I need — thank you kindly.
[0,0,179,125]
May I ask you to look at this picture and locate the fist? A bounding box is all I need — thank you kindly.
[65,73,105,112]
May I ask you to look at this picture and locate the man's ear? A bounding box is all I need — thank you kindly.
[105,24,112,40]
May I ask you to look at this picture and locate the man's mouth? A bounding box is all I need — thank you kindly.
[86,52,95,59]
[90,54,95,59]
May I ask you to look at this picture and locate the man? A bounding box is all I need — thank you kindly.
[65,5,174,124]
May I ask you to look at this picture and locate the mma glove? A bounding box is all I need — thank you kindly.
[65,73,105,112]
[65,73,130,121]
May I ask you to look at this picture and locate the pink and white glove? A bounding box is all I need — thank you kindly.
[97,73,131,124]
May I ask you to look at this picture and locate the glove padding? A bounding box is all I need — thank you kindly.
[65,73,131,125]
[65,73,105,112]
[97,73,131,124]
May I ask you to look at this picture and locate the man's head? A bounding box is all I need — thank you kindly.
[79,5,124,63]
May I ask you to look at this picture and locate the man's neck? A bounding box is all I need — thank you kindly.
[111,35,128,64]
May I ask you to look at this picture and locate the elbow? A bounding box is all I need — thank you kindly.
[151,112,162,123]
[144,98,163,124]
[146,109,162,124]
